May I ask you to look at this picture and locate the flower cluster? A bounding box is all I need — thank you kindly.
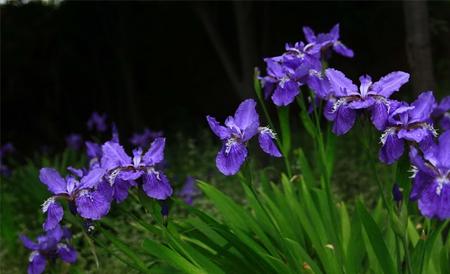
[207,99,281,175]
[0,142,15,176]
[260,24,353,107]
[130,128,163,148]
[21,226,76,274]
[259,24,449,220]
[22,123,173,274]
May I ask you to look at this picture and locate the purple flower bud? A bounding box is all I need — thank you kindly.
[392,184,403,202]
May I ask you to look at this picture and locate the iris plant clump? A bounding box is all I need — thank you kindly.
[20,116,173,274]
[19,24,450,274]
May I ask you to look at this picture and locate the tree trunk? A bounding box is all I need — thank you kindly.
[403,0,436,94]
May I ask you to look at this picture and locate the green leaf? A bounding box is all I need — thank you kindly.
[143,239,206,274]
[102,229,151,273]
[356,201,396,274]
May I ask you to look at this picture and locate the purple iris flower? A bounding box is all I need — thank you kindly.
[432,96,450,130]
[409,130,450,220]
[130,128,163,148]
[0,142,15,158]
[324,68,410,135]
[207,99,282,176]
[87,112,108,133]
[178,176,200,205]
[379,92,437,164]
[101,137,173,201]
[39,167,110,229]
[261,43,322,106]
[21,225,77,274]
[303,23,354,58]
[65,134,83,150]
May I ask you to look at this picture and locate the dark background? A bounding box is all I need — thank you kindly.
[2,1,450,152]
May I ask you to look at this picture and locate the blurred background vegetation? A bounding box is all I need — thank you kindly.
[2,0,449,152]
[1,1,449,273]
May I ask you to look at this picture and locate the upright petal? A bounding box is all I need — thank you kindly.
[142,171,173,200]
[325,68,358,97]
[371,71,410,98]
[43,201,64,231]
[379,134,404,164]
[258,129,282,157]
[329,23,340,40]
[85,141,102,159]
[57,244,77,263]
[142,137,165,166]
[397,128,432,143]
[233,99,260,131]
[332,106,357,135]
[28,253,47,274]
[39,168,67,195]
[302,26,316,43]
[272,80,299,106]
[409,91,436,123]
[79,168,105,189]
[216,142,248,176]
[100,141,131,170]
[358,75,372,97]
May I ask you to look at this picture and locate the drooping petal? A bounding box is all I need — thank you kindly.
[379,134,404,164]
[113,179,136,202]
[409,91,436,123]
[233,99,260,132]
[371,71,410,98]
[272,80,300,106]
[410,170,433,201]
[20,235,39,250]
[28,253,47,274]
[57,244,77,263]
[142,138,165,166]
[332,106,357,135]
[370,101,389,130]
[100,141,131,170]
[142,171,173,200]
[258,129,282,157]
[39,168,67,195]
[325,68,358,97]
[437,130,450,169]
[75,187,111,220]
[323,100,336,121]
[206,116,232,140]
[302,26,316,43]
[215,142,248,176]
[43,201,64,231]
[418,182,450,220]
[333,42,354,58]
[79,168,105,189]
